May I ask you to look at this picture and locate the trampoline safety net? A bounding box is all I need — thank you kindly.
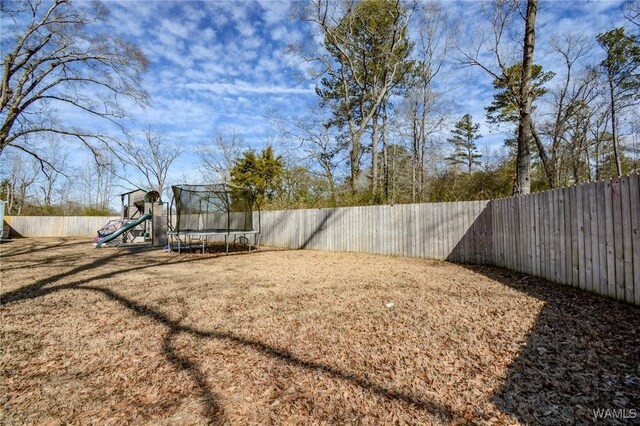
[171,184,256,233]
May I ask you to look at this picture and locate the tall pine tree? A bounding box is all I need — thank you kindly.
[446,114,482,173]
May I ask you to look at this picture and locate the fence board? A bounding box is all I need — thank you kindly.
[493,201,500,266]
[563,186,571,286]
[501,200,508,268]
[596,181,608,295]
[462,202,469,263]
[524,195,531,273]
[621,176,634,303]
[508,198,514,270]
[604,179,616,298]
[570,186,578,287]
[544,191,551,281]
[527,194,534,275]
[476,201,482,262]
[589,182,599,293]
[529,196,534,275]
[576,185,586,290]
[558,189,566,283]
[503,199,509,268]
[612,177,625,301]
[500,199,506,268]
[584,184,594,292]
[630,174,640,306]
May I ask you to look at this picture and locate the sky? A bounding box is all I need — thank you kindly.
[96,0,316,185]
[4,0,635,194]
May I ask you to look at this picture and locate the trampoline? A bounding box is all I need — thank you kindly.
[168,183,260,254]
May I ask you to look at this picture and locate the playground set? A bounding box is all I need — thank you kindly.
[95,189,167,248]
[95,183,260,253]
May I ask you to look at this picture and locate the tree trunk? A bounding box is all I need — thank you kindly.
[593,138,599,181]
[420,135,426,202]
[350,133,361,194]
[7,181,14,214]
[412,102,418,203]
[419,85,428,202]
[382,102,389,201]
[514,0,538,195]
[609,78,623,176]
[530,123,554,188]
[391,144,397,204]
[371,113,379,198]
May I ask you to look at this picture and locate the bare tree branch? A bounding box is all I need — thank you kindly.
[1,0,149,161]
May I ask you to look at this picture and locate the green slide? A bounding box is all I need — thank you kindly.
[95,213,152,248]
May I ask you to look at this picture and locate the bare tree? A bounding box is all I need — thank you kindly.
[271,106,347,204]
[36,137,68,206]
[404,1,454,202]
[94,150,117,209]
[0,151,40,214]
[117,130,183,198]
[538,36,601,185]
[71,149,117,209]
[196,130,243,181]
[455,0,521,81]
[625,0,640,29]
[0,0,149,163]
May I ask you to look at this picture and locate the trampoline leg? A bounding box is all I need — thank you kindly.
[225,234,229,254]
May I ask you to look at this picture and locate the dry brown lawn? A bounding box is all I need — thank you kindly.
[1,238,638,425]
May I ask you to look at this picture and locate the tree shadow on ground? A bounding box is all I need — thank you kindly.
[459,264,640,425]
[0,238,87,258]
[1,240,460,424]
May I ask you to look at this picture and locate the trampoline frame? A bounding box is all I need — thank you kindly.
[168,229,259,254]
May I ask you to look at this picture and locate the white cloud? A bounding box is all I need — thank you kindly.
[269,24,302,44]
[189,42,222,63]
[201,27,216,41]
[257,0,291,27]
[242,36,263,50]
[237,19,256,37]
[184,81,314,96]
[159,18,192,39]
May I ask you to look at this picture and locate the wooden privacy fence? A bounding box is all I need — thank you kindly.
[4,216,119,237]
[4,175,639,305]
[258,201,493,264]
[492,174,640,306]
[257,175,639,305]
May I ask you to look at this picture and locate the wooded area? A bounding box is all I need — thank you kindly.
[1,0,639,214]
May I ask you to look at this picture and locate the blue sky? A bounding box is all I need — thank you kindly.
[35,0,635,189]
[90,0,317,185]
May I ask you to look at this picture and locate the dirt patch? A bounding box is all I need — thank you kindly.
[1,238,638,425]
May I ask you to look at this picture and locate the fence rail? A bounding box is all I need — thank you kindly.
[4,174,639,305]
